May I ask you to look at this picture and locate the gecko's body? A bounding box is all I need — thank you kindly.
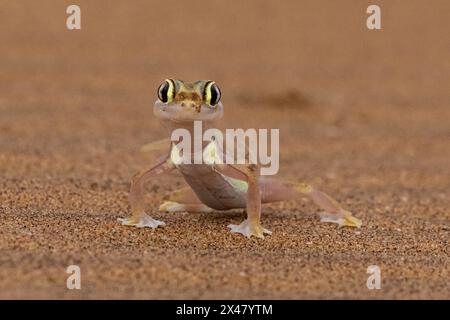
[118,79,362,238]
[176,162,247,210]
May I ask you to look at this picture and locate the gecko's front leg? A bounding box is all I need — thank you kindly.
[118,155,174,229]
[216,164,272,239]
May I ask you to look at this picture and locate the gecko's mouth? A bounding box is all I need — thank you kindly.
[153,100,223,123]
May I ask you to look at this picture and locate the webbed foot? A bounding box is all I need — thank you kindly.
[159,201,214,213]
[228,219,272,239]
[118,213,165,229]
[159,201,184,212]
[319,210,362,228]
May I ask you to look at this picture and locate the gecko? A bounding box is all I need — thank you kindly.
[118,79,362,238]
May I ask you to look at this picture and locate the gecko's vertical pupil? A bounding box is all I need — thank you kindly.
[158,81,170,103]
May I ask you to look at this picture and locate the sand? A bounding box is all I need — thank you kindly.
[0,0,449,299]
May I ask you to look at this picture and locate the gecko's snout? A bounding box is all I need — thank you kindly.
[181,101,201,111]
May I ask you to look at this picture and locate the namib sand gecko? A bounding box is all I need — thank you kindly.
[118,79,362,238]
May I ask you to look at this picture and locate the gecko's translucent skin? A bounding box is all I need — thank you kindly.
[118,79,362,239]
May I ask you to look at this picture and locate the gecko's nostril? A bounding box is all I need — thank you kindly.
[180,102,201,112]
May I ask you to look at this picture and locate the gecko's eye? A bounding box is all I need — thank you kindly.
[204,81,221,107]
[157,79,175,103]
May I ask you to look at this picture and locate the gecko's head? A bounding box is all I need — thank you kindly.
[154,79,223,124]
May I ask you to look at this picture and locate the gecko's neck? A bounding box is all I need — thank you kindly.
[160,119,217,133]
[160,119,221,152]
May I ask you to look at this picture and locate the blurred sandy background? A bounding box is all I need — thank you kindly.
[0,0,449,299]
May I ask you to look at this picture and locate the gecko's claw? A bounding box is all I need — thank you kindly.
[117,214,165,229]
[228,219,272,239]
[319,210,362,228]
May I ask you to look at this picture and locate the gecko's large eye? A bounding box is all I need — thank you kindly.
[204,81,221,107]
[157,79,175,103]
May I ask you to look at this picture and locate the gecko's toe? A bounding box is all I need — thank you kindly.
[117,217,138,226]
[228,219,272,239]
[319,211,362,228]
[118,214,165,229]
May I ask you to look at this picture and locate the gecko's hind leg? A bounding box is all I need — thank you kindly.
[159,187,213,213]
[260,178,362,228]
